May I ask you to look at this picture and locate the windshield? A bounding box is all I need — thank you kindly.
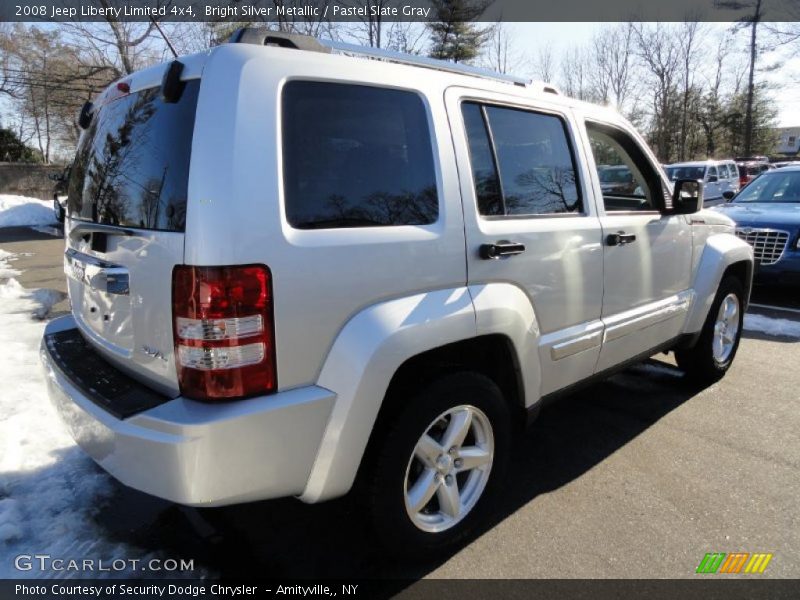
[665,166,705,181]
[67,80,199,232]
[734,171,800,203]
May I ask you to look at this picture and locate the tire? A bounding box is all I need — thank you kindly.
[676,276,744,384]
[365,372,511,558]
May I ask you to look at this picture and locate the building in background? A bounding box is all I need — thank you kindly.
[775,127,800,156]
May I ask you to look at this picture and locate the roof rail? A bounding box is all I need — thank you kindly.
[227,27,535,89]
[318,39,531,87]
[532,82,561,95]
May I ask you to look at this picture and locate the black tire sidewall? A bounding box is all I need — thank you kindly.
[679,276,745,380]
[367,372,511,556]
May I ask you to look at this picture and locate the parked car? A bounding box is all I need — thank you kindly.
[49,164,71,223]
[736,160,772,189]
[772,160,800,169]
[712,166,800,287]
[40,30,754,555]
[664,160,739,206]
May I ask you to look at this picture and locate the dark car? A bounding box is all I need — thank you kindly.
[50,164,71,223]
[712,166,800,286]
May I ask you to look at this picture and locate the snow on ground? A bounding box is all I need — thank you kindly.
[744,313,800,339]
[0,250,158,578]
[0,194,57,228]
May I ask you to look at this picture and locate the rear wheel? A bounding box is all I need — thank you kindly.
[676,276,744,383]
[366,372,511,557]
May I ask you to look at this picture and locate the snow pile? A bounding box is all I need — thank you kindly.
[0,194,56,228]
[0,249,21,279]
[0,250,152,578]
[744,313,800,339]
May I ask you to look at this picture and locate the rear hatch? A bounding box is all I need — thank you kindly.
[64,67,201,397]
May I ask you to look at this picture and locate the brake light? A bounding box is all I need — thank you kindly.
[172,265,276,400]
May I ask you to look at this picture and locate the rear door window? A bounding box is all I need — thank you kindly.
[462,102,582,216]
[282,81,438,229]
[68,80,199,232]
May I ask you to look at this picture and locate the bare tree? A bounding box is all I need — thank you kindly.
[533,46,555,83]
[591,24,636,112]
[717,0,766,156]
[676,21,704,160]
[384,22,428,54]
[559,46,594,101]
[482,23,522,74]
[632,22,682,161]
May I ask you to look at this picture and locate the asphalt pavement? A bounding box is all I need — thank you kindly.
[1,225,798,582]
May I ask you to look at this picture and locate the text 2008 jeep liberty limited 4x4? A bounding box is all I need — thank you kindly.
[42,30,753,554]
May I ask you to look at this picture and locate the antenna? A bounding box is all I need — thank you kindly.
[150,16,178,59]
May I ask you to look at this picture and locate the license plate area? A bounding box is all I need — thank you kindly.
[65,248,133,354]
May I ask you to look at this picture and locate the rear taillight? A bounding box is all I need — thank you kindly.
[172,265,276,400]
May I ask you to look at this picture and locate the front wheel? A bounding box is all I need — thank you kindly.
[366,372,511,557]
[676,276,744,383]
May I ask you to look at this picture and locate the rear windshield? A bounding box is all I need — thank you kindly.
[665,166,705,180]
[67,80,199,232]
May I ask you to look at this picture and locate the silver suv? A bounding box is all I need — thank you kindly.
[41,30,754,555]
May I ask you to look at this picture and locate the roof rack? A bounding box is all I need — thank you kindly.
[227,28,546,90]
[318,39,531,87]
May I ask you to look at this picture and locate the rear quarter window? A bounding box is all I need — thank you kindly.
[281,81,438,229]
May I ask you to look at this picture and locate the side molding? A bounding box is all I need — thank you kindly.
[683,233,754,335]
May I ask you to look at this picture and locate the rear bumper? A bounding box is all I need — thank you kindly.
[41,316,336,506]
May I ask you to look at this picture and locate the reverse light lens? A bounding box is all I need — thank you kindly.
[178,342,265,370]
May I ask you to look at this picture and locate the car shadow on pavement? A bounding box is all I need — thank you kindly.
[85,358,705,586]
[0,225,62,244]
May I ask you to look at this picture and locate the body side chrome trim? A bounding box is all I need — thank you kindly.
[603,290,694,343]
[540,320,604,361]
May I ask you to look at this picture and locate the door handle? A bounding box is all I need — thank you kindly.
[606,232,637,246]
[480,241,526,260]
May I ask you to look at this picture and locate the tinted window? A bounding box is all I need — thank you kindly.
[707,166,717,178]
[666,166,705,180]
[282,81,438,229]
[464,104,580,216]
[68,80,199,232]
[462,103,503,215]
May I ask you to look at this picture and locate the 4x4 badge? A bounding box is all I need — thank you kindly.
[140,345,167,362]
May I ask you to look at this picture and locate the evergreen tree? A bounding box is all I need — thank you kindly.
[0,126,39,163]
[427,0,492,63]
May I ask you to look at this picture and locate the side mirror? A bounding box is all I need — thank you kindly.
[722,190,735,201]
[707,175,718,183]
[672,179,703,214]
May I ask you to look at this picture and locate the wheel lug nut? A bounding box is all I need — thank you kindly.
[454,459,463,468]
[445,475,453,485]
[449,447,457,455]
